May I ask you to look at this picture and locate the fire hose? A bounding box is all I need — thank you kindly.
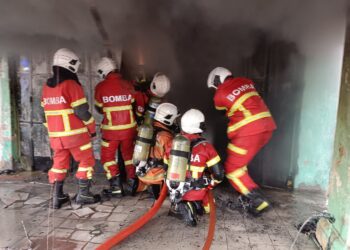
[203,189,216,250]
[96,184,168,250]
[97,186,216,250]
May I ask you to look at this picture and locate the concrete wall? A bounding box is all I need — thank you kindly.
[316,21,350,250]
[294,21,346,190]
[0,57,13,171]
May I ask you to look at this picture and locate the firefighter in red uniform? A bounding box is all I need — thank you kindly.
[165,109,224,226]
[42,48,100,208]
[135,103,179,199]
[207,67,277,215]
[133,73,171,125]
[95,57,138,196]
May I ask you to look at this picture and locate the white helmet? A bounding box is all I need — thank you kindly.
[53,48,80,73]
[96,57,116,79]
[207,67,232,89]
[150,73,171,97]
[154,103,179,126]
[181,109,205,134]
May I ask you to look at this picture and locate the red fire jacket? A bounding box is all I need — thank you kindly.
[214,77,276,138]
[41,80,95,149]
[95,73,137,141]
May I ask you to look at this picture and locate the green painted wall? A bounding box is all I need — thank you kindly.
[326,22,350,250]
[0,57,13,170]
[294,23,346,190]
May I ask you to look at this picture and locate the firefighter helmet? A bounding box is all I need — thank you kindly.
[53,48,81,73]
[96,57,116,79]
[207,67,232,89]
[154,103,179,126]
[150,73,171,97]
[181,109,205,134]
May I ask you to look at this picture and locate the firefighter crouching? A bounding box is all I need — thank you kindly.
[207,67,277,215]
[95,57,138,197]
[42,48,100,209]
[134,73,171,125]
[165,109,224,226]
[134,103,179,199]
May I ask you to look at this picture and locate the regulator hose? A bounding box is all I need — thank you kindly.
[202,190,216,250]
[97,184,168,250]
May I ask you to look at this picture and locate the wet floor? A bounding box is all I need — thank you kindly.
[0,172,324,250]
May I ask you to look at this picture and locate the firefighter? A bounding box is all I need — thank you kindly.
[134,73,171,125]
[95,57,138,196]
[165,109,224,226]
[135,103,179,199]
[42,48,100,208]
[207,67,277,215]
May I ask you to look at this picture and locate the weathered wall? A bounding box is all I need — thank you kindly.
[0,57,13,170]
[294,18,347,190]
[321,20,350,250]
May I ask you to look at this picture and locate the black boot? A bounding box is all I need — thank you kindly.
[52,181,70,209]
[124,178,139,196]
[75,179,101,205]
[246,189,270,216]
[180,201,198,227]
[151,184,161,200]
[102,176,124,197]
[193,201,204,216]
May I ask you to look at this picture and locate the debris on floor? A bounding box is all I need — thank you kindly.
[0,171,325,249]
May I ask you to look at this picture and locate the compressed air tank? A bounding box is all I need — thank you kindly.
[143,96,162,125]
[133,124,154,165]
[166,134,190,183]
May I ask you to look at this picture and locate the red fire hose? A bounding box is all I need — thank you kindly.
[97,184,168,250]
[202,189,216,250]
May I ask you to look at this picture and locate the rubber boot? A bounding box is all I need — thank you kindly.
[193,201,204,216]
[246,189,270,216]
[102,176,124,197]
[179,201,198,227]
[52,181,70,209]
[75,179,101,205]
[151,184,161,200]
[124,178,139,196]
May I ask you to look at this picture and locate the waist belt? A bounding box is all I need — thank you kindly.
[189,178,210,189]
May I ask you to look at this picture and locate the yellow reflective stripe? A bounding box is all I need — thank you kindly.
[227,91,259,117]
[80,142,92,151]
[45,109,74,116]
[103,105,133,112]
[203,204,210,213]
[104,161,117,168]
[83,116,95,125]
[129,110,135,124]
[50,168,67,173]
[226,167,249,195]
[71,98,87,108]
[189,165,204,172]
[95,100,103,107]
[136,111,143,117]
[131,98,135,103]
[77,167,93,179]
[238,106,252,118]
[215,106,226,111]
[43,123,48,128]
[227,112,271,133]
[62,113,71,131]
[41,101,44,107]
[206,155,221,167]
[124,160,133,166]
[256,201,269,211]
[101,122,137,131]
[227,143,248,155]
[101,140,110,147]
[164,158,169,164]
[48,127,88,137]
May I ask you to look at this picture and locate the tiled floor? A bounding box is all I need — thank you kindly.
[0,172,325,249]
